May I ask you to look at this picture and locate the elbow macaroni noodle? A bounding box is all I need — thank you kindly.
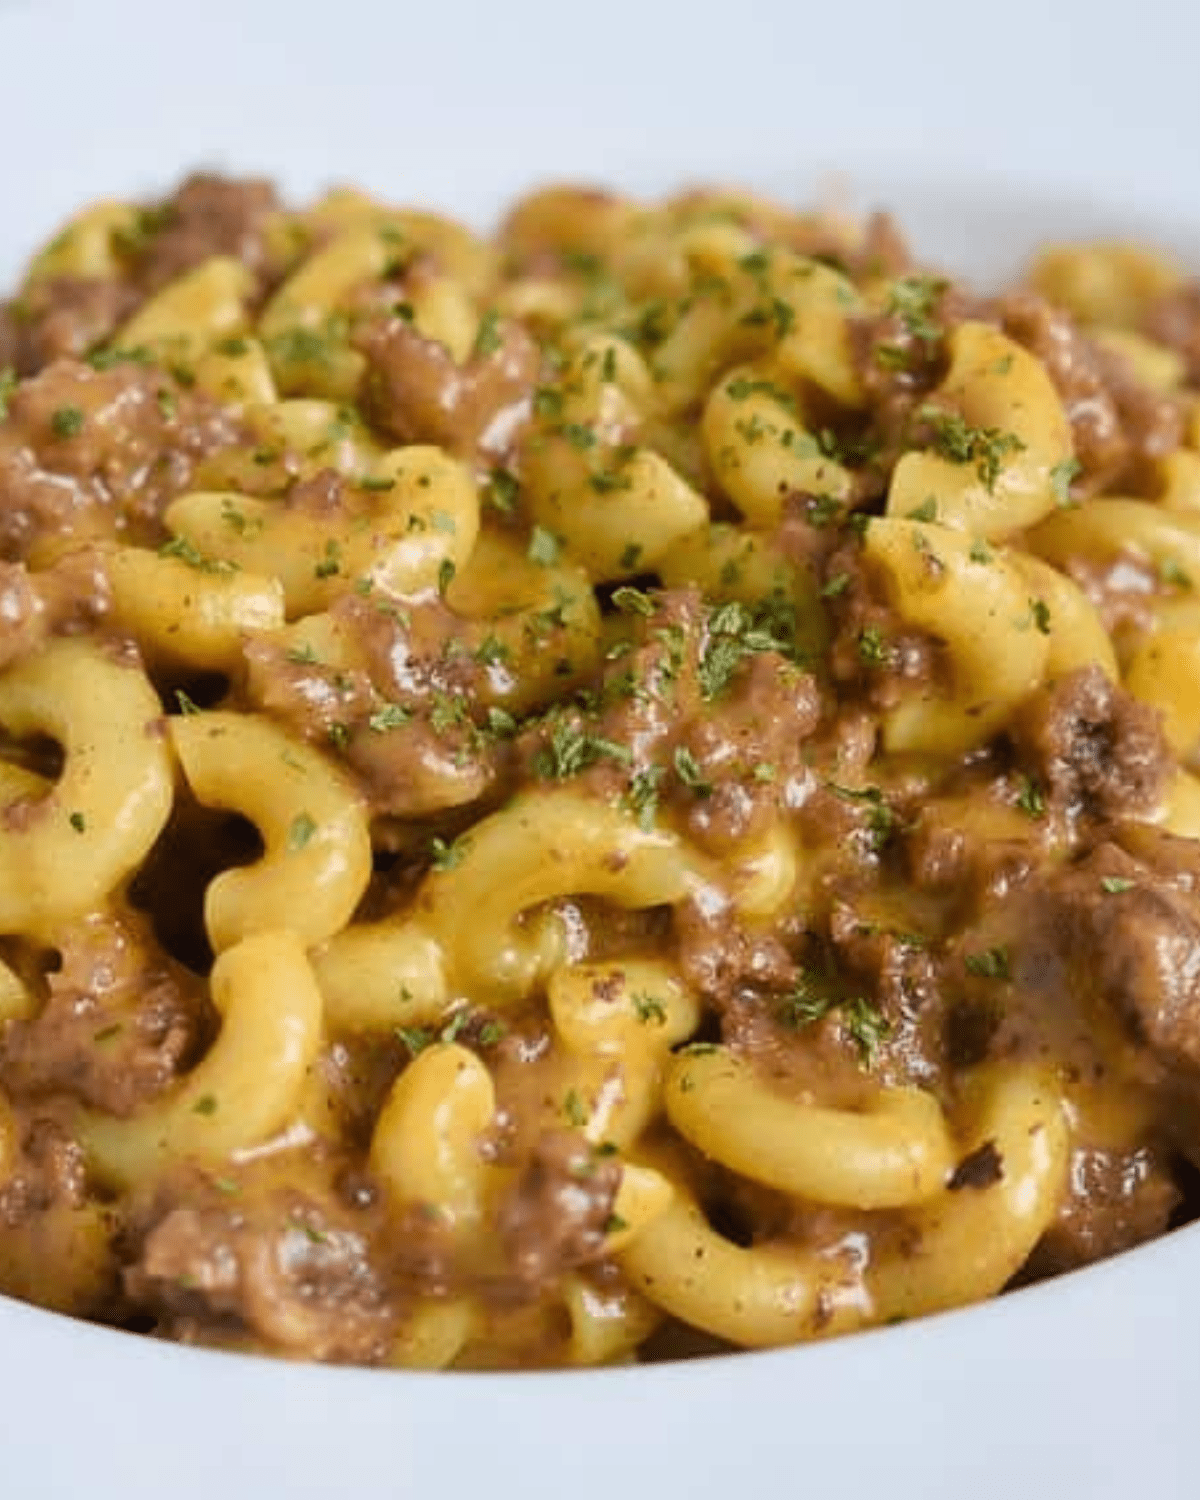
[0,172,1197,1370]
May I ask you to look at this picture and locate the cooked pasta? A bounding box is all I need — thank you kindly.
[0,171,1198,1370]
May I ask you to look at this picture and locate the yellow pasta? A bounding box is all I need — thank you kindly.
[170,711,372,951]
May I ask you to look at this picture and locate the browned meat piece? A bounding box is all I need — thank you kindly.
[1143,281,1200,385]
[0,913,210,1116]
[1028,1142,1179,1277]
[995,291,1183,492]
[673,891,795,1007]
[356,315,539,468]
[496,1131,620,1285]
[125,1190,396,1362]
[996,291,1126,490]
[133,172,285,296]
[826,901,944,1088]
[669,652,820,853]
[242,593,501,819]
[0,550,113,672]
[1011,665,1169,819]
[0,278,138,377]
[0,1118,88,1228]
[1062,550,1160,639]
[1052,837,1200,1077]
[820,541,944,710]
[0,358,241,558]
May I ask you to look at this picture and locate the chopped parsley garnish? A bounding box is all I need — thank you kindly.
[159,535,237,574]
[68,811,86,833]
[919,407,1026,492]
[437,557,457,594]
[527,526,561,566]
[472,309,502,359]
[563,1089,588,1127]
[907,497,938,522]
[611,585,655,617]
[965,946,1011,981]
[632,993,668,1025]
[174,689,201,715]
[50,405,85,439]
[672,745,712,797]
[314,539,342,579]
[1015,774,1046,819]
[969,539,993,565]
[429,834,469,871]
[534,720,631,780]
[625,765,664,830]
[1160,557,1192,590]
[287,812,318,851]
[887,275,949,343]
[821,572,851,599]
[1050,457,1082,507]
[857,625,892,667]
[1031,597,1052,634]
[192,1094,218,1116]
[368,703,412,733]
[775,978,890,1066]
[699,599,794,700]
[1101,876,1136,894]
[0,367,17,419]
[486,467,519,514]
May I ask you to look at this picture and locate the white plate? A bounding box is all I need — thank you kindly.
[1,2,1199,1496]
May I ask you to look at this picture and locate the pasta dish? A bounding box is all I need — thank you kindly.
[0,172,1198,1367]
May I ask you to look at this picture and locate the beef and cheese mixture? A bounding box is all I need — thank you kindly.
[0,173,1198,1367]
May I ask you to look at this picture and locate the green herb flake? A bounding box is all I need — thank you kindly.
[527,526,561,566]
[632,993,668,1026]
[1101,876,1136,894]
[908,497,938,522]
[673,745,713,797]
[368,703,412,733]
[965,946,1011,981]
[429,834,469,872]
[611,585,655,617]
[625,765,663,830]
[50,405,85,439]
[395,1026,433,1057]
[68,811,86,834]
[1031,597,1052,634]
[920,407,1026,492]
[1050,457,1082,507]
[174,689,201,716]
[159,534,237,575]
[472,309,503,359]
[0,367,17,419]
[486,468,520,514]
[314,539,342,580]
[857,625,892,668]
[969,539,994,565]
[437,557,457,595]
[192,1094,218,1116]
[1160,557,1192,591]
[287,812,318,851]
[887,275,949,343]
[1015,774,1046,819]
